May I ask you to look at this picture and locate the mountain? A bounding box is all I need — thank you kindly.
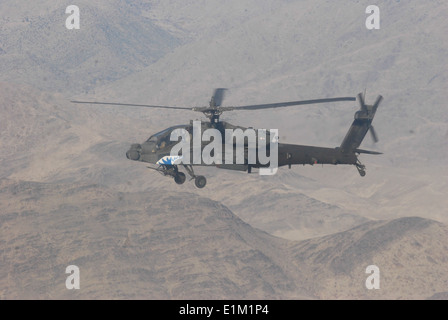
[1,179,446,299]
[0,0,180,94]
[291,216,448,299]
[1,0,447,300]
[0,179,304,299]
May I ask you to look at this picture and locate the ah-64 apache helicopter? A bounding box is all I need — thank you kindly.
[72,88,383,188]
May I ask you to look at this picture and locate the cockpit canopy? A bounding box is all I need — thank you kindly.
[146,125,191,150]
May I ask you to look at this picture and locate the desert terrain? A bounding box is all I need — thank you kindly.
[1,0,447,299]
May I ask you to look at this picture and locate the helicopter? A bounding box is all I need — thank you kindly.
[72,88,383,188]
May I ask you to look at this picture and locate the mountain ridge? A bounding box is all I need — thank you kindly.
[1,178,446,299]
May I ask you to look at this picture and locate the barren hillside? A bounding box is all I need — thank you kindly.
[1,179,446,299]
[1,0,447,300]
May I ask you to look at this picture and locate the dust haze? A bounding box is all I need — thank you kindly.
[1,0,447,299]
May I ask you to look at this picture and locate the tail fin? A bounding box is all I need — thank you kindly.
[340,93,383,153]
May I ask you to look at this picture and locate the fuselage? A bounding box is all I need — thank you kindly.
[126,123,358,169]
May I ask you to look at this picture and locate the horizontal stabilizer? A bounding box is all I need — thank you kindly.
[355,148,383,155]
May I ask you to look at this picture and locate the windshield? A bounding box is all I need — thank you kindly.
[147,127,174,142]
[146,125,191,150]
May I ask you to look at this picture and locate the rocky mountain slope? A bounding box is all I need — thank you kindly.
[1,179,446,299]
[0,1,180,94]
[1,1,447,299]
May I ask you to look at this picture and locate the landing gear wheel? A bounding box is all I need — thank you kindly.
[174,172,186,184]
[355,160,366,177]
[194,175,207,188]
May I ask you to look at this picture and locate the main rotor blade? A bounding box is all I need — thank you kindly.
[212,88,227,107]
[70,100,193,111]
[223,97,356,111]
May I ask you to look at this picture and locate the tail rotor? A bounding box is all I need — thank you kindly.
[357,92,382,143]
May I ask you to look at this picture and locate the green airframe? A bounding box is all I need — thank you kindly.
[72,88,383,188]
